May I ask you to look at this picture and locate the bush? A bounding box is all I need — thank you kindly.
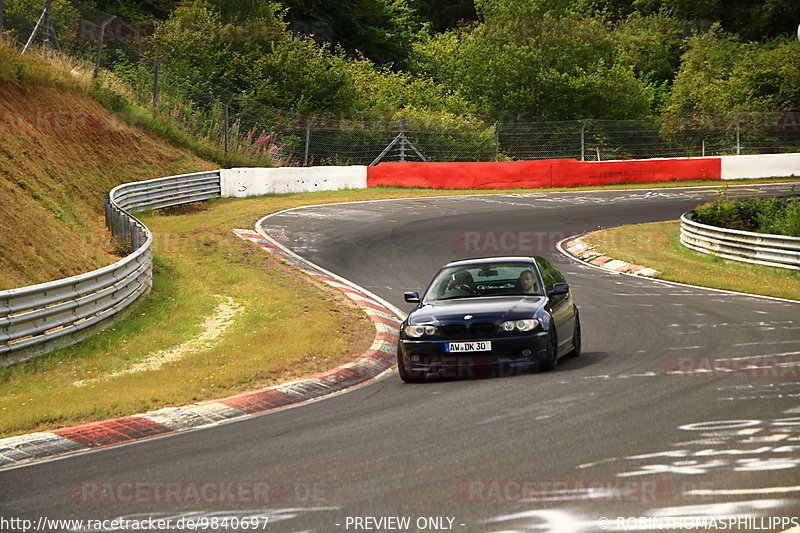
[758,196,800,237]
[694,190,800,237]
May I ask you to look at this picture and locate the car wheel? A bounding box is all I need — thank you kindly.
[567,312,581,358]
[539,330,558,371]
[397,342,424,383]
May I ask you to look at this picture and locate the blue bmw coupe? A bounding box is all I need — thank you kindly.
[398,256,580,382]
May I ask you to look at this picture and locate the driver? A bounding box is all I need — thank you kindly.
[517,270,537,294]
[450,271,476,292]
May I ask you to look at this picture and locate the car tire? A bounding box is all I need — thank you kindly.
[397,342,424,383]
[567,312,581,358]
[540,330,558,371]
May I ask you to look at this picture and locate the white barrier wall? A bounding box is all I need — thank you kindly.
[721,154,800,180]
[220,167,368,197]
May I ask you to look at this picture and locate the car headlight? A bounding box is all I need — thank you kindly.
[404,325,438,338]
[501,319,539,332]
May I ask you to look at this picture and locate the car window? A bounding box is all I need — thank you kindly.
[424,262,542,301]
[535,257,564,291]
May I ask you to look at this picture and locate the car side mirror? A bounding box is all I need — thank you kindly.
[404,291,420,303]
[549,282,569,296]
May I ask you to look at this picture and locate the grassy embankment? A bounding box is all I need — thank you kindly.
[0,43,218,289]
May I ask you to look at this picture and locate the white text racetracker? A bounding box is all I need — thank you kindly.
[339,516,464,530]
[445,341,492,353]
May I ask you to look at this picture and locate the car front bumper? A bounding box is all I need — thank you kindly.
[398,331,549,379]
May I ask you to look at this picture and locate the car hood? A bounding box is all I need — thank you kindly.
[409,296,545,324]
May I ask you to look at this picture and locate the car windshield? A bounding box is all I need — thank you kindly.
[424,262,543,301]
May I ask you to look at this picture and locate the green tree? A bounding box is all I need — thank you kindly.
[613,14,683,85]
[152,0,470,117]
[617,0,800,41]
[278,0,428,66]
[90,0,182,23]
[411,0,652,119]
[667,25,800,115]
[412,0,476,32]
[152,0,285,99]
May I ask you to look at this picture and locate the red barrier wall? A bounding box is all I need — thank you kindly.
[367,158,722,189]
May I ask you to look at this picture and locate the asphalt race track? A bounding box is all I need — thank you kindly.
[2,183,800,533]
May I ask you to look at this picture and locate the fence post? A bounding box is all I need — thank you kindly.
[399,118,408,162]
[304,117,313,166]
[580,118,588,162]
[494,121,500,161]
[42,0,51,57]
[224,95,234,157]
[22,4,46,54]
[702,139,705,157]
[93,16,116,79]
[152,53,169,110]
[735,112,741,155]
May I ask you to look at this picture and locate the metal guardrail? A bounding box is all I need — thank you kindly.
[0,170,221,365]
[680,211,800,270]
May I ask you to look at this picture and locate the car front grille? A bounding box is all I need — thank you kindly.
[469,322,495,336]
[441,324,468,337]
[441,322,496,338]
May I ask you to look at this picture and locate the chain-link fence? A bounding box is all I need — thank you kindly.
[4,2,800,166]
[254,113,800,165]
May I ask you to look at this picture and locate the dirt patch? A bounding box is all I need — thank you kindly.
[74,295,244,386]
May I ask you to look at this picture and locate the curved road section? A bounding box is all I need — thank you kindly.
[1,183,799,533]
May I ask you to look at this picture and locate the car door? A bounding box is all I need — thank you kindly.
[535,257,575,354]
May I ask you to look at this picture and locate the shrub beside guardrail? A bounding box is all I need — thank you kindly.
[0,170,221,365]
[680,210,800,270]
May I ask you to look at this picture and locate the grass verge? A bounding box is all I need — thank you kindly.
[2,180,799,437]
[582,220,800,301]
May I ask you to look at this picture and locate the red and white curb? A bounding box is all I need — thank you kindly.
[0,229,401,470]
[564,233,660,277]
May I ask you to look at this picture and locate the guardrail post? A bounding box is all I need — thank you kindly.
[112,207,120,240]
[132,225,140,251]
[104,193,111,228]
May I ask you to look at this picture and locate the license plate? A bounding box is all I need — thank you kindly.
[445,341,492,353]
